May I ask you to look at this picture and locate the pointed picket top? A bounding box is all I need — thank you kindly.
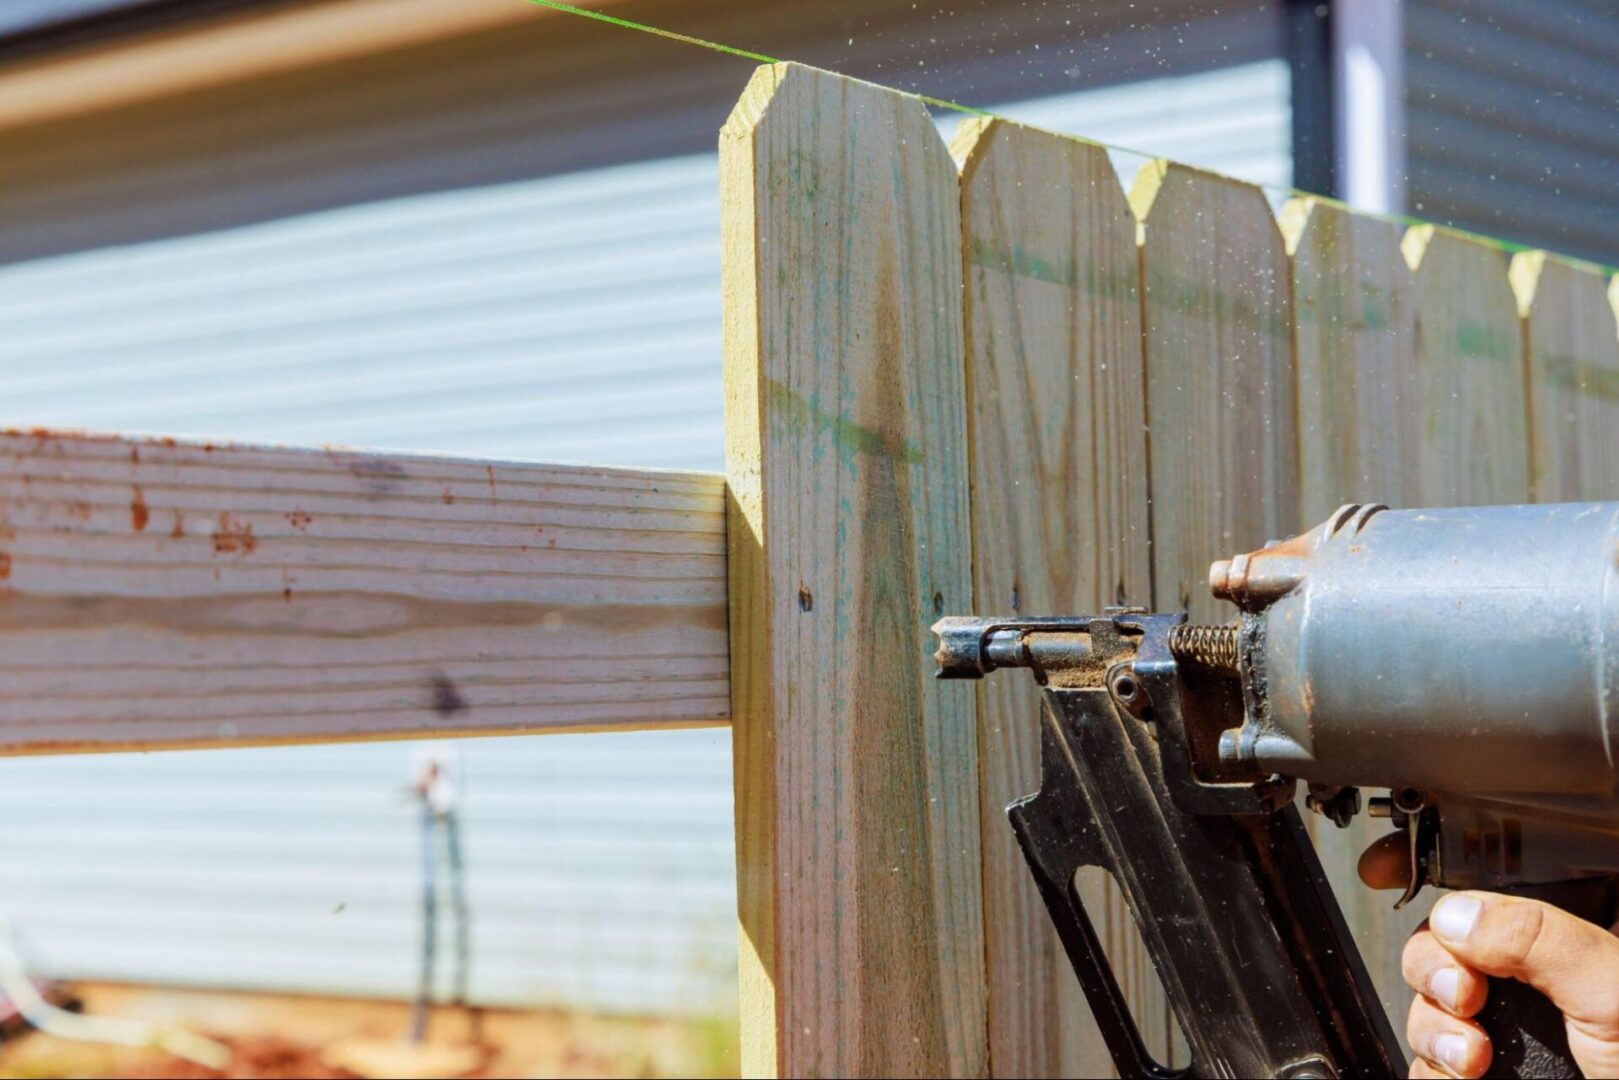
[1511,249,1619,500]
[953,114,1154,1078]
[1401,221,1526,505]
[1284,195,1420,519]
[721,61,986,1080]
[1131,157,1297,621]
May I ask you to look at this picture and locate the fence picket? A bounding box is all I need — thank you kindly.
[1402,225,1529,505]
[721,63,987,1079]
[1512,251,1619,501]
[1130,160,1299,624]
[1128,159,1298,1066]
[952,117,1153,1079]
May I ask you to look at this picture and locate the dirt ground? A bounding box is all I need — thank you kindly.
[0,984,738,1079]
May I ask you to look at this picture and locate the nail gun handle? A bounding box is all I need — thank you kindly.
[1009,817,1176,1078]
[1010,681,1405,1078]
[1477,878,1617,1079]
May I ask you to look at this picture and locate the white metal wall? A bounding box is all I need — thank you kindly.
[0,735,739,1012]
[991,60,1292,196]
[0,8,1289,1015]
[1405,0,1619,265]
[0,154,728,469]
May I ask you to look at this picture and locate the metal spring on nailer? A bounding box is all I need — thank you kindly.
[1167,623,1241,673]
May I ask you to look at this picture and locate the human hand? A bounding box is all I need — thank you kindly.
[1399,890,1619,1078]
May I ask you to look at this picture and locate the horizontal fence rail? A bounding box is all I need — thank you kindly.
[0,429,729,753]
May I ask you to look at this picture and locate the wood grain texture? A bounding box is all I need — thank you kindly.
[1281,197,1419,516]
[1280,197,1428,1042]
[1511,251,1619,501]
[1401,225,1529,504]
[722,63,987,1079]
[1130,160,1299,626]
[952,117,1153,1079]
[0,428,728,753]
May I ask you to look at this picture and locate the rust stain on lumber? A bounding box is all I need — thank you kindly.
[210,513,258,555]
[130,486,149,532]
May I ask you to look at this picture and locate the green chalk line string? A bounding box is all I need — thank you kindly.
[520,0,780,65]
[520,0,1616,277]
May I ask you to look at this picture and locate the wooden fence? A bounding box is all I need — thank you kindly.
[3,60,1618,1078]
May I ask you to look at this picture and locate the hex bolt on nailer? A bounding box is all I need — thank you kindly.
[935,502,1619,1079]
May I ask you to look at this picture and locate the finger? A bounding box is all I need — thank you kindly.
[1360,832,1412,890]
[1402,926,1488,1017]
[1429,891,1619,1041]
[1410,1058,1456,1079]
[1407,993,1492,1078]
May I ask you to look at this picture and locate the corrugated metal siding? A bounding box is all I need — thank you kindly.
[987,60,1293,195]
[0,155,726,468]
[1406,0,1619,264]
[0,736,738,1011]
[0,4,1289,1015]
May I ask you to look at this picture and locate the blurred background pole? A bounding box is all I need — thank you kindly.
[409,745,466,1045]
[1333,0,1406,214]
[411,783,438,1044]
[446,808,471,1016]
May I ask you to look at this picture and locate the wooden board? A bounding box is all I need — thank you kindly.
[1281,197,1420,515]
[1510,250,1619,501]
[721,63,986,1079]
[951,117,1154,1078]
[0,428,729,753]
[1280,196,1427,1039]
[1125,159,1296,1068]
[1130,160,1298,626]
[1401,225,1529,504]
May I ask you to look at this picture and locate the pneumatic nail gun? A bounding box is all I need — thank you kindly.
[934,502,1619,1079]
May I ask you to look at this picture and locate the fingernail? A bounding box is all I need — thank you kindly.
[1434,1033,1469,1072]
[1433,895,1483,943]
[1429,966,1461,1010]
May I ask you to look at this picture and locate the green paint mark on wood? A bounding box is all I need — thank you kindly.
[1296,279,1394,333]
[965,236,1135,301]
[766,379,925,465]
[1144,266,1289,339]
[1539,351,1619,403]
[1456,319,1513,363]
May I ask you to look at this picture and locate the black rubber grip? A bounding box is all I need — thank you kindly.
[1479,878,1617,1079]
[1479,975,1581,1079]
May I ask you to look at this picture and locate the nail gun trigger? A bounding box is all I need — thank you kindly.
[1394,806,1439,910]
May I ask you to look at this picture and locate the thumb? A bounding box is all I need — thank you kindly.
[1430,891,1619,1042]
